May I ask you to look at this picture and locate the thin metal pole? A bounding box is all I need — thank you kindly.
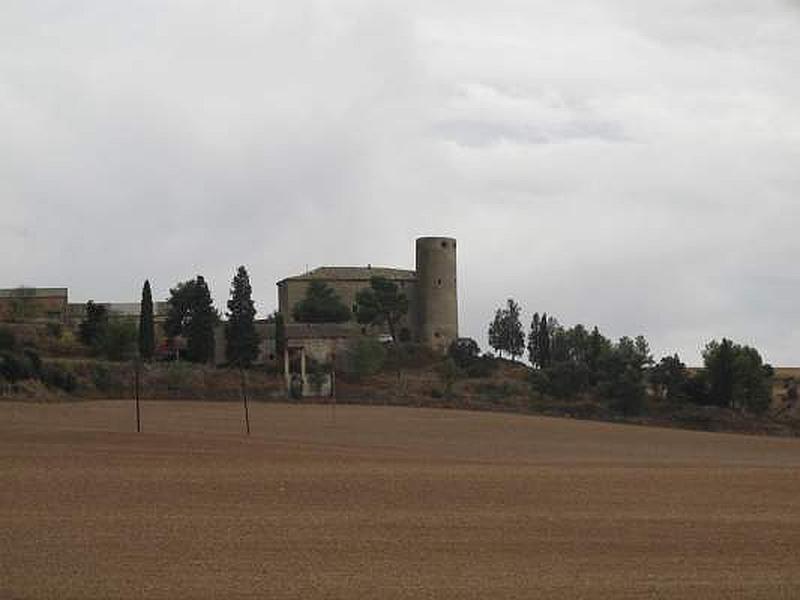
[241,368,250,436]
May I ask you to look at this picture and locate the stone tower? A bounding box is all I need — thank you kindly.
[415,236,458,352]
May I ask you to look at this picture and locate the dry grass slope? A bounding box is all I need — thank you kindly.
[1,401,799,599]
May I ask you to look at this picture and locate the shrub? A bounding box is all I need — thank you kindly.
[384,343,439,370]
[0,327,16,351]
[102,320,137,361]
[436,358,462,398]
[41,363,78,393]
[344,338,386,379]
[23,348,42,377]
[448,338,480,368]
[0,351,34,383]
[91,363,113,392]
[45,322,63,339]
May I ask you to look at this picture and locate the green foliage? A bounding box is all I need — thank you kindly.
[344,338,386,379]
[90,363,113,392]
[45,322,63,339]
[293,281,351,324]
[0,351,35,383]
[165,276,219,363]
[650,354,690,404]
[274,312,286,358]
[436,358,462,398]
[225,266,261,367]
[102,320,138,362]
[0,327,17,351]
[449,337,480,368]
[488,298,525,360]
[527,318,651,415]
[138,280,155,360]
[354,277,409,342]
[41,362,78,393]
[448,337,496,378]
[78,301,109,350]
[703,339,772,413]
[385,343,440,370]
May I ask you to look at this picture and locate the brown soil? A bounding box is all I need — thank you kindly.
[2,401,799,599]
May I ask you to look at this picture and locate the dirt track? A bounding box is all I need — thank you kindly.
[2,401,799,599]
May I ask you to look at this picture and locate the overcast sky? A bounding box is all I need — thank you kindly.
[2,1,800,364]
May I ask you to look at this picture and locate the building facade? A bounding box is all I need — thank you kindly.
[277,236,459,353]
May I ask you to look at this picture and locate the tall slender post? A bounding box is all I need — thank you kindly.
[134,359,141,433]
[241,368,250,436]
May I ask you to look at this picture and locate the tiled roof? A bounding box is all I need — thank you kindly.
[280,266,416,283]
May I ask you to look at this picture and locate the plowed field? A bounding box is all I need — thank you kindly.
[2,401,799,599]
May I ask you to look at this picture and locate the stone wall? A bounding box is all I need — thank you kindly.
[278,278,418,340]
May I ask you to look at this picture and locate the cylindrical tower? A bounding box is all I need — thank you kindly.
[415,236,458,352]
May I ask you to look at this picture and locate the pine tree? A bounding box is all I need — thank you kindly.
[138,280,155,360]
[165,276,219,363]
[225,266,260,368]
[354,277,409,342]
[186,276,217,363]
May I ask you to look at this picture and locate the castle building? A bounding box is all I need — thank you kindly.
[277,236,458,352]
[271,236,459,396]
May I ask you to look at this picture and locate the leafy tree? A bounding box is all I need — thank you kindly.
[225,266,260,367]
[102,320,138,362]
[703,338,772,413]
[164,276,219,363]
[354,277,409,342]
[488,299,525,360]
[293,281,351,323]
[528,313,542,367]
[594,336,652,415]
[650,354,690,403]
[138,280,155,360]
[449,337,480,369]
[78,301,108,350]
[344,337,386,379]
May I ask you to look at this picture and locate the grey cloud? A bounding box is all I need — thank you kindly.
[1,1,800,364]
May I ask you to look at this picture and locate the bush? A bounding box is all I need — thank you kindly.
[91,363,113,392]
[41,363,78,393]
[449,338,480,368]
[384,343,439,370]
[0,351,35,383]
[45,322,63,339]
[344,338,386,379]
[0,327,17,351]
[102,320,137,361]
[23,348,42,377]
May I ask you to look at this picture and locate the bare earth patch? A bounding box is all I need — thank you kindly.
[1,400,799,599]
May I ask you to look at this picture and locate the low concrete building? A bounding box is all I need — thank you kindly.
[0,288,68,323]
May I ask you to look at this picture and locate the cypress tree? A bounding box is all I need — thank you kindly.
[225,266,260,367]
[274,312,286,360]
[138,280,155,360]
